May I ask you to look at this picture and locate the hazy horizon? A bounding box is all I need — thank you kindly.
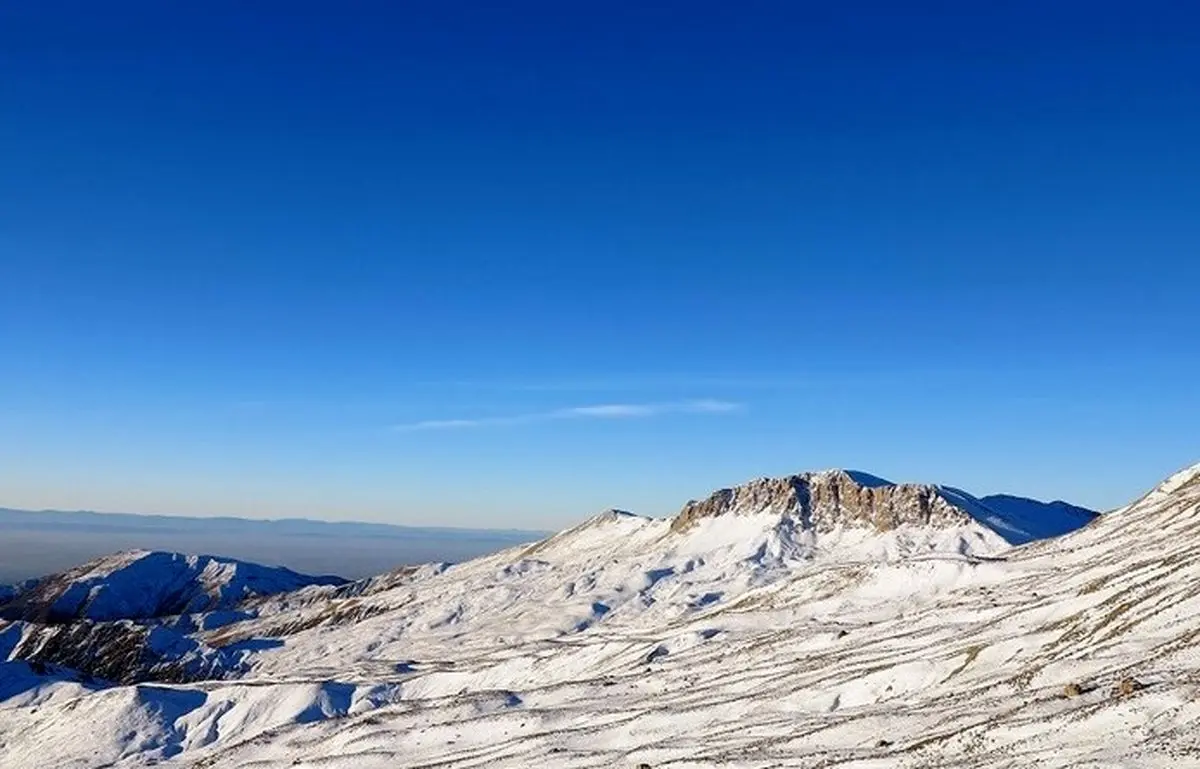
[0,505,547,584]
[1,457,1191,532]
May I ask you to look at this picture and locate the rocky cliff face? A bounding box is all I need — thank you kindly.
[671,469,980,534]
[2,618,248,684]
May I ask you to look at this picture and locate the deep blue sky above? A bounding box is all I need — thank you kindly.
[2,1,1198,527]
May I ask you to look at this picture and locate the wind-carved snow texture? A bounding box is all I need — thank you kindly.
[7,465,1200,768]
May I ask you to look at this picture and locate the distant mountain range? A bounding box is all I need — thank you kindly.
[0,505,541,540]
[0,506,548,583]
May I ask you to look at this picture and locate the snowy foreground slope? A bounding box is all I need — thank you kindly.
[6,466,1200,768]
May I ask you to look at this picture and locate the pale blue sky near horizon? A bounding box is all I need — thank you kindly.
[2,1,1198,528]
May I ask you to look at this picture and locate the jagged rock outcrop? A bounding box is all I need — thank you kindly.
[4,618,248,684]
[671,469,976,534]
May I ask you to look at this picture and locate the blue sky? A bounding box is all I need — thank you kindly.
[2,1,1198,528]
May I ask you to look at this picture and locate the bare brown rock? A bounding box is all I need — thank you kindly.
[1115,677,1143,697]
[670,470,974,534]
[1063,682,1084,698]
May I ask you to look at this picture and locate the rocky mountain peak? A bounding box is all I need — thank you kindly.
[670,469,974,534]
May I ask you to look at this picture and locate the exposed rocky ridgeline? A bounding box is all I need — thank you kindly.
[670,469,1097,544]
[1,618,244,684]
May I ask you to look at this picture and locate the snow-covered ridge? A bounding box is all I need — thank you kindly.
[1134,460,1200,507]
[0,549,346,623]
[0,551,351,685]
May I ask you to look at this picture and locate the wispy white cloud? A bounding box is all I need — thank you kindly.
[400,418,487,430]
[392,399,743,432]
[556,403,659,418]
[683,398,743,413]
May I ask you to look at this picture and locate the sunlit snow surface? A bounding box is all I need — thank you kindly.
[2,465,1200,768]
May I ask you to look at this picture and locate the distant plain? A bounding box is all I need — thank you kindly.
[0,507,545,583]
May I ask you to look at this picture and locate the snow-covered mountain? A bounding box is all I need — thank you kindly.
[0,550,346,623]
[667,468,1097,546]
[6,465,1199,769]
[0,551,347,686]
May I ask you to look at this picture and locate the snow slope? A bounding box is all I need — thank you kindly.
[5,465,1192,769]
[955,490,1098,544]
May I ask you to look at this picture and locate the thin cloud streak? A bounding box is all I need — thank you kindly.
[559,404,658,418]
[403,418,487,430]
[392,399,743,432]
[683,398,743,413]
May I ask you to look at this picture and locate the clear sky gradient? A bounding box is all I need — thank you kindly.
[2,1,1198,528]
